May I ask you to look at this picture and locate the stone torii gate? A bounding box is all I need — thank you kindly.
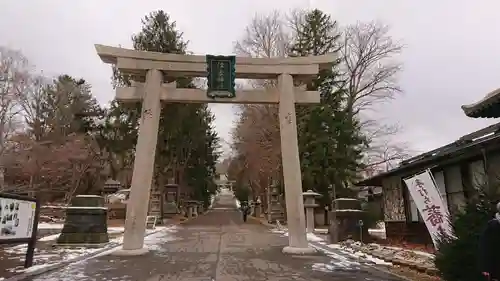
[95,44,335,255]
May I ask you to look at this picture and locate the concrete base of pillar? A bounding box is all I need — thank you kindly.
[282,246,317,255]
[111,247,149,256]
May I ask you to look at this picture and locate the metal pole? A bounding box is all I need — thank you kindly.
[360,225,363,244]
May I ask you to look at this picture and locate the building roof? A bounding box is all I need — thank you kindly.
[462,88,500,118]
[356,121,500,186]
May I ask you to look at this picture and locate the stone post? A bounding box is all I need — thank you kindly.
[278,74,315,255]
[187,205,194,218]
[193,202,199,217]
[197,202,204,215]
[114,69,162,256]
[303,190,321,233]
[254,198,262,217]
[329,199,340,244]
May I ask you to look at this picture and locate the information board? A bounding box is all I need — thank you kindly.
[0,195,37,240]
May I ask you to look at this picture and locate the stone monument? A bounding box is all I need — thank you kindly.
[57,195,109,246]
[162,183,180,218]
[329,198,368,243]
[267,185,285,224]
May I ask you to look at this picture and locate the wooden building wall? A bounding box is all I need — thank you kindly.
[381,151,500,245]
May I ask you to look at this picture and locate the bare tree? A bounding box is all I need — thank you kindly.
[231,10,291,197]
[361,119,414,171]
[232,12,409,181]
[338,21,410,171]
[0,46,31,190]
[234,10,290,58]
[16,73,51,141]
[231,104,281,197]
[340,20,404,115]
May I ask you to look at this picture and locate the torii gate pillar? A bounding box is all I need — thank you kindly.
[278,74,313,254]
[113,69,162,255]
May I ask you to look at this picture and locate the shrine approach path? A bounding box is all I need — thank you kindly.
[26,190,404,281]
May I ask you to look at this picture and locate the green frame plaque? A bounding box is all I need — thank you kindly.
[206,55,236,98]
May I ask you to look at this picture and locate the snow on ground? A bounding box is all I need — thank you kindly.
[26,226,179,281]
[327,243,391,266]
[235,199,240,209]
[143,226,179,254]
[270,227,391,268]
[5,225,175,275]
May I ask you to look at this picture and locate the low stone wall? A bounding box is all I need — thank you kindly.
[341,240,438,276]
[39,205,66,223]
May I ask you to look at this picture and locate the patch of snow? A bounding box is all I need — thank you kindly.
[22,262,60,273]
[306,233,324,242]
[144,227,178,253]
[108,226,124,234]
[39,233,60,242]
[29,260,94,281]
[10,226,176,277]
[271,227,389,269]
[312,263,337,272]
[37,226,124,242]
[335,209,363,212]
[314,228,329,234]
[336,198,359,201]
[310,244,361,269]
[66,206,107,210]
[38,223,64,229]
[324,244,392,266]
[75,195,102,198]
[235,199,240,208]
[368,229,385,233]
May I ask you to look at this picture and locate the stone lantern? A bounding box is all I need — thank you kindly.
[103,179,121,196]
[302,189,321,233]
[184,200,198,218]
[267,184,285,223]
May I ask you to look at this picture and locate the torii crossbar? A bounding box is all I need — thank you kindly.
[95,44,336,256]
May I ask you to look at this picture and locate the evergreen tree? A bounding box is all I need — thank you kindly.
[434,188,498,281]
[28,74,101,141]
[289,9,367,205]
[110,10,219,202]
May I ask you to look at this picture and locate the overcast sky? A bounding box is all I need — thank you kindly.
[1,0,499,156]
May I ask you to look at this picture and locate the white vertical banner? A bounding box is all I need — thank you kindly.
[403,169,453,248]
